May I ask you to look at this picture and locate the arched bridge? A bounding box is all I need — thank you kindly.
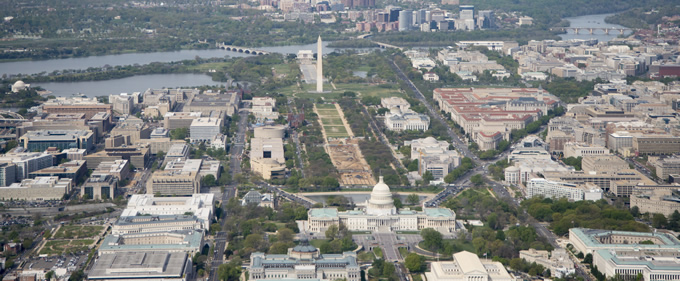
[216,43,270,55]
[550,27,634,35]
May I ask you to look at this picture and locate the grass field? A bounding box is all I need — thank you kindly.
[278,82,405,100]
[324,126,349,137]
[40,239,94,255]
[316,104,337,109]
[372,247,383,259]
[53,225,104,239]
[321,117,344,125]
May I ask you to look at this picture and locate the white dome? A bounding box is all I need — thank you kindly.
[368,176,394,206]
[423,137,437,144]
[13,80,25,88]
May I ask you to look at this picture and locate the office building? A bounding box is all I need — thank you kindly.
[563,142,609,158]
[164,112,202,130]
[93,160,131,180]
[652,157,680,181]
[520,249,574,278]
[165,143,190,163]
[109,94,135,115]
[82,174,117,200]
[543,169,652,191]
[594,249,680,281]
[183,92,240,116]
[111,116,151,144]
[0,176,71,201]
[19,130,94,152]
[122,194,213,223]
[88,251,192,281]
[190,118,223,142]
[254,125,286,139]
[0,163,16,187]
[150,128,169,139]
[249,242,359,281]
[425,251,513,281]
[630,186,680,217]
[252,97,279,121]
[113,214,208,235]
[146,170,200,196]
[504,158,573,186]
[582,155,629,173]
[0,152,53,182]
[507,147,551,162]
[211,134,227,151]
[164,159,221,179]
[568,228,680,255]
[42,97,112,121]
[633,134,680,155]
[527,178,602,201]
[307,177,458,233]
[84,145,150,170]
[398,10,412,31]
[405,137,460,180]
[98,230,205,256]
[29,160,87,183]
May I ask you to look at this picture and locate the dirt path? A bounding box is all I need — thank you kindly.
[334,103,355,138]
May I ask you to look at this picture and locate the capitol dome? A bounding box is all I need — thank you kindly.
[366,176,397,216]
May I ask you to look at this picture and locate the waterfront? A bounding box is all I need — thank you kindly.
[559,13,633,42]
[0,42,338,77]
[32,74,224,97]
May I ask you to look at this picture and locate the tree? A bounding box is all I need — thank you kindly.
[652,213,668,228]
[278,228,295,243]
[423,171,434,185]
[393,197,403,209]
[170,128,188,140]
[244,234,264,250]
[421,228,443,252]
[406,194,420,205]
[630,206,640,217]
[404,253,425,272]
[217,259,242,281]
[325,224,339,240]
[470,174,484,186]
[583,253,593,264]
[45,271,55,281]
[202,174,216,187]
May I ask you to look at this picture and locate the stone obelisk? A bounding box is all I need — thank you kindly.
[316,35,323,93]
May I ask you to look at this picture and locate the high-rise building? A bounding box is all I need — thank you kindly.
[459,5,474,20]
[0,163,16,187]
[398,10,413,31]
[389,7,401,22]
[478,10,494,29]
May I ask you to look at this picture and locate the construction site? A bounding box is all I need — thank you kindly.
[314,103,376,186]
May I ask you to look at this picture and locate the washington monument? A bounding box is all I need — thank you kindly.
[316,35,323,93]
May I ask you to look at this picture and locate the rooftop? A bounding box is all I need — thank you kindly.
[88,251,188,279]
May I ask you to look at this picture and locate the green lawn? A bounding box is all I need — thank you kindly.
[310,239,330,248]
[316,104,337,109]
[277,83,404,100]
[373,247,383,259]
[53,225,104,239]
[321,117,344,125]
[272,63,297,77]
[324,126,349,137]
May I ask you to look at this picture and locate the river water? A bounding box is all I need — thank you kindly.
[33,74,226,97]
[0,42,338,77]
[559,13,632,42]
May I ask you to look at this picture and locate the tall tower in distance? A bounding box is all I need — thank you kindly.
[316,35,323,93]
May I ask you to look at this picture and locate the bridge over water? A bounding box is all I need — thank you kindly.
[215,43,270,55]
[550,27,634,35]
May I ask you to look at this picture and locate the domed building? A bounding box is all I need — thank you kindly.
[307,177,459,234]
[365,176,397,216]
[11,80,30,93]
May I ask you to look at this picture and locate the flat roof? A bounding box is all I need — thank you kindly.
[88,251,188,279]
[99,230,203,252]
[571,228,680,250]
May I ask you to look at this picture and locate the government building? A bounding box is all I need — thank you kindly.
[307,177,458,233]
[249,242,360,281]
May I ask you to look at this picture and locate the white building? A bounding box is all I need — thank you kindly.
[405,137,460,180]
[563,142,609,158]
[190,117,223,142]
[527,178,602,201]
[504,159,574,186]
[109,94,135,115]
[0,176,72,201]
[507,147,551,162]
[425,251,513,281]
[121,194,214,224]
[384,108,430,131]
[381,97,411,111]
[252,97,279,121]
[211,134,228,150]
[0,152,53,181]
[519,248,575,278]
[88,251,192,281]
[249,243,360,281]
[307,177,458,233]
